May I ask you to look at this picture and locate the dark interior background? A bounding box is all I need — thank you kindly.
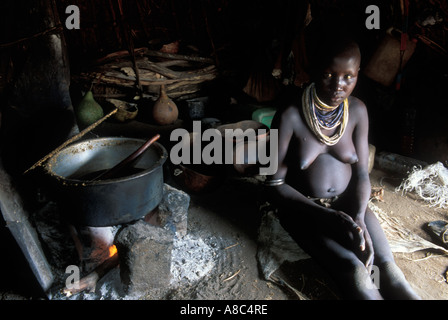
[2,0,447,165]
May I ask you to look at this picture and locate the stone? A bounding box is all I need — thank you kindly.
[150,184,190,237]
[115,220,174,296]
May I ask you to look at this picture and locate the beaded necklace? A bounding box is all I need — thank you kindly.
[302,83,349,146]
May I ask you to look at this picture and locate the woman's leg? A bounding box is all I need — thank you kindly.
[278,210,383,300]
[364,207,421,299]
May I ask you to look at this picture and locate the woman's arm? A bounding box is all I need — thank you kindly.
[266,105,325,212]
[346,98,372,220]
[345,98,374,267]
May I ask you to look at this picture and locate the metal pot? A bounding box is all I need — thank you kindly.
[45,137,167,227]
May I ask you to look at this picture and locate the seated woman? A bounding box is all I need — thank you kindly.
[264,32,420,300]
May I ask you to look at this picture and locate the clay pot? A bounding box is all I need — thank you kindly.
[152,84,178,125]
[173,164,222,193]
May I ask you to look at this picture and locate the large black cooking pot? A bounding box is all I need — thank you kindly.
[45,137,167,227]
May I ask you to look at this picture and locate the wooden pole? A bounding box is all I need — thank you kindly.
[23,108,118,174]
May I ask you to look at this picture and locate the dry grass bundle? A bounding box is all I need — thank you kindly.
[396,162,448,209]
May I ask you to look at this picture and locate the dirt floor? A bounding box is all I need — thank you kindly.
[368,169,448,300]
[165,167,448,301]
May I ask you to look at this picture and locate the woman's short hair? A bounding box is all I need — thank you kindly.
[306,19,360,78]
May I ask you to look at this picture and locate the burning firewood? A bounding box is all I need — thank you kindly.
[62,246,119,297]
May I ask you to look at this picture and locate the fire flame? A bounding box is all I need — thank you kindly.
[108,245,118,257]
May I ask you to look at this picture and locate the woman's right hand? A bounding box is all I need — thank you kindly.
[326,209,365,252]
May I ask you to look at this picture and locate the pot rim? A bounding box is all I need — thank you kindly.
[45,137,167,186]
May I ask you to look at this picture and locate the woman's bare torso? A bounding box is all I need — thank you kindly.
[284,97,359,199]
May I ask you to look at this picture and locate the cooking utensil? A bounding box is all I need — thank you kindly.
[45,137,167,227]
[91,134,160,181]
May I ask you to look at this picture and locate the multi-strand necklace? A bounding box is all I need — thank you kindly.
[302,83,349,146]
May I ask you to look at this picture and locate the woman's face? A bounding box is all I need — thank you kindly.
[314,48,361,107]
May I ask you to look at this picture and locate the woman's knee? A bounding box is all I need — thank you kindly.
[330,260,382,299]
[376,261,421,300]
